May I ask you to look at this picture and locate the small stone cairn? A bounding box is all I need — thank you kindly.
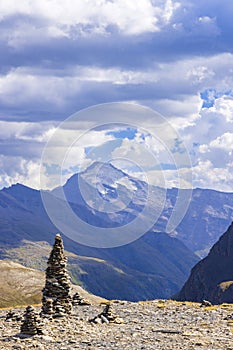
[20,306,43,336]
[72,292,91,306]
[89,303,123,324]
[41,234,73,317]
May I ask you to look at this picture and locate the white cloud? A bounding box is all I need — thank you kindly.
[182,94,233,150]
[0,155,41,189]
[149,95,202,129]
[209,96,233,123]
[192,159,233,192]
[0,120,56,142]
[187,65,215,84]
[199,132,233,165]
[111,138,159,168]
[1,1,233,193]
[0,119,116,189]
[207,132,233,153]
[0,70,76,107]
[1,52,232,119]
[0,0,180,43]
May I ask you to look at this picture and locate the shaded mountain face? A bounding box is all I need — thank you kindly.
[174,222,233,304]
[0,161,232,300]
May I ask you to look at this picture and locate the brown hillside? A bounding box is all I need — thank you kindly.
[0,260,105,308]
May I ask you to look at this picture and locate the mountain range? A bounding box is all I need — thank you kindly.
[54,162,233,256]
[0,161,233,301]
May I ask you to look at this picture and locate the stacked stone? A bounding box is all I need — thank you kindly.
[89,303,123,324]
[5,310,22,322]
[101,304,117,322]
[72,292,91,306]
[42,298,53,316]
[20,306,43,336]
[41,234,72,317]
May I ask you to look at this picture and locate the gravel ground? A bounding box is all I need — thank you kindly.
[1,299,233,349]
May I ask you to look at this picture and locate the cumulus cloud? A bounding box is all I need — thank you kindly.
[0,0,179,39]
[192,160,233,192]
[1,52,233,124]
[209,133,233,152]
[0,1,233,191]
[0,155,42,189]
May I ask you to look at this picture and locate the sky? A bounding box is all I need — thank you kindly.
[0,0,233,192]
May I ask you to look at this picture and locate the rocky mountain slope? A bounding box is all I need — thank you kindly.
[174,222,233,304]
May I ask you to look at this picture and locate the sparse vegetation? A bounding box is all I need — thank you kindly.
[219,281,233,292]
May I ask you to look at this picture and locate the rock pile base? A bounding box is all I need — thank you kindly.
[89,303,124,324]
[72,292,91,306]
[20,306,43,336]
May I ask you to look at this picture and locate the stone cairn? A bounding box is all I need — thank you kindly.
[41,234,73,317]
[89,303,123,324]
[20,306,43,336]
[72,292,91,306]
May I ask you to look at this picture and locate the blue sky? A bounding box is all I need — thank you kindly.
[0,0,233,191]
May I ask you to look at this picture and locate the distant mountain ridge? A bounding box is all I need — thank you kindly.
[174,222,233,304]
[0,161,233,300]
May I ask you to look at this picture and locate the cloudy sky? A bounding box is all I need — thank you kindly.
[0,0,233,191]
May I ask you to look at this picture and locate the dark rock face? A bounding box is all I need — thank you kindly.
[41,234,72,316]
[174,222,233,304]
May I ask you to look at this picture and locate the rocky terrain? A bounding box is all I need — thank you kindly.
[1,229,233,349]
[1,300,233,349]
[175,222,233,304]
